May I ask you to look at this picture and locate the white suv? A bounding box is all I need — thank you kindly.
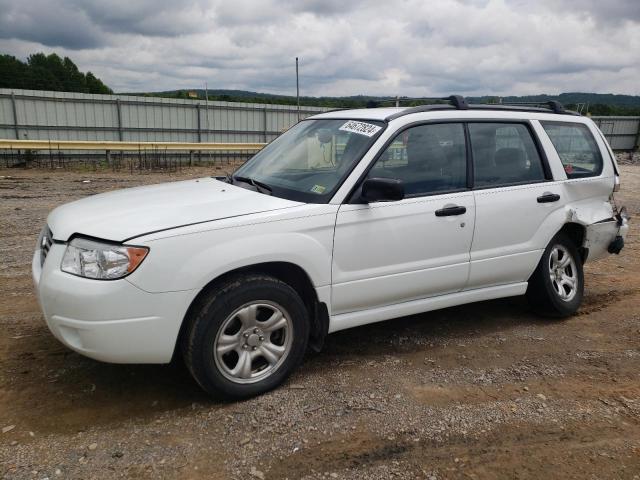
[32,97,629,398]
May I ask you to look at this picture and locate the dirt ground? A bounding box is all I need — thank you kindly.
[0,164,639,480]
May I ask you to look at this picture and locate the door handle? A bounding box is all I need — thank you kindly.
[435,205,467,217]
[537,193,560,203]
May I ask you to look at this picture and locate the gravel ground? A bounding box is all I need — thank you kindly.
[1,164,639,480]
[616,151,640,164]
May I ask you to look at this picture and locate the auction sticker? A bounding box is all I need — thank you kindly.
[339,120,382,137]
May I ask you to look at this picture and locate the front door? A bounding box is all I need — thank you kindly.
[331,122,475,315]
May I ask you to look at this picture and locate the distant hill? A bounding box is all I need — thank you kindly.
[131,88,396,109]
[467,92,640,107]
[129,89,640,115]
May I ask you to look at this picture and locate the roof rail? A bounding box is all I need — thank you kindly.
[385,95,577,121]
[498,100,565,114]
[374,95,468,108]
[384,95,467,120]
[445,95,469,110]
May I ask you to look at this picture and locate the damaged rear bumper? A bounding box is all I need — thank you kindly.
[584,208,630,261]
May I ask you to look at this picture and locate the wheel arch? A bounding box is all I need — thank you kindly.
[174,261,329,361]
[556,222,587,263]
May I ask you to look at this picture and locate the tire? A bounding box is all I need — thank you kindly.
[182,274,309,399]
[526,232,584,317]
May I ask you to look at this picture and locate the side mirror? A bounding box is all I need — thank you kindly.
[361,177,404,202]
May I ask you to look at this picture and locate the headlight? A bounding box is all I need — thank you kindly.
[61,237,149,280]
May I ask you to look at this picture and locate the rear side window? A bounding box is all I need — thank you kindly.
[468,123,546,188]
[541,122,603,178]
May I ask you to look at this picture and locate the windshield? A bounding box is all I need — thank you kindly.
[232,118,386,202]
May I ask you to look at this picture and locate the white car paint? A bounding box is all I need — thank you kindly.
[47,176,302,242]
[33,107,629,363]
[331,191,475,314]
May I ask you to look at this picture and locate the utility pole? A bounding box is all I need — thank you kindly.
[204,82,209,162]
[296,57,300,121]
[204,81,209,140]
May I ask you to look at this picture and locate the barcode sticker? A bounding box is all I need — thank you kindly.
[339,120,382,137]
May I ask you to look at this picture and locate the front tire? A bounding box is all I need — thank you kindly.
[183,274,309,399]
[526,232,584,317]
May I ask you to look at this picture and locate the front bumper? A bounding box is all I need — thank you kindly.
[32,243,196,363]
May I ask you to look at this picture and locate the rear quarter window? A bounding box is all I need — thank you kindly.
[541,122,603,178]
[468,123,546,188]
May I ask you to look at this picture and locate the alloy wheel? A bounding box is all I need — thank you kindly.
[548,245,578,302]
[213,301,293,384]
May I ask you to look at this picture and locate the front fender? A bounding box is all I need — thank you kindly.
[126,208,337,293]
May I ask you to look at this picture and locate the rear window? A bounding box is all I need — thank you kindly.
[468,123,546,188]
[541,122,603,178]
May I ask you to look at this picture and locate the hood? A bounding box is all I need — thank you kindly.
[47,177,301,242]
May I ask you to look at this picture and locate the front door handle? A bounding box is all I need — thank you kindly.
[435,205,467,217]
[537,193,560,203]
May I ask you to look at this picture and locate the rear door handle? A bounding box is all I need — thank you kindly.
[537,193,560,203]
[435,205,467,217]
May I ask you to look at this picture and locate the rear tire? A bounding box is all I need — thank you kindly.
[182,274,309,399]
[526,232,584,318]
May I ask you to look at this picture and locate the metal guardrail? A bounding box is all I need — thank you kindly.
[0,139,266,151]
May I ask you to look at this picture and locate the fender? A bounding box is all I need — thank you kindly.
[126,205,338,294]
[508,176,617,283]
[523,194,618,280]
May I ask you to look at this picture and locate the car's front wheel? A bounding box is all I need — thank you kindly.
[182,274,309,399]
[526,232,584,317]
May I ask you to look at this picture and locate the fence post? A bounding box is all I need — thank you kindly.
[10,92,19,140]
[116,99,123,141]
[263,107,268,143]
[635,119,640,151]
[196,104,202,143]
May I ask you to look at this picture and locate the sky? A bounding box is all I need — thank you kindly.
[0,0,639,97]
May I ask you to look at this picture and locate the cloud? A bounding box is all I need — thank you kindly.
[0,0,638,96]
[0,0,104,49]
[74,0,212,37]
[515,0,640,24]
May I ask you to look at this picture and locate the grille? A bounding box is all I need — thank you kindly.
[40,226,53,267]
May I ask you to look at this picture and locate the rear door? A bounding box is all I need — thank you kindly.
[331,122,475,315]
[467,122,562,289]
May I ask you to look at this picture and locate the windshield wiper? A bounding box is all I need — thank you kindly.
[232,175,273,195]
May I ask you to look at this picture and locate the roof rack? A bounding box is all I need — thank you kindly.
[377,95,469,109]
[385,96,578,121]
[498,100,565,114]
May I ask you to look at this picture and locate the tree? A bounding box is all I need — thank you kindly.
[0,55,28,89]
[0,52,113,94]
[85,71,112,94]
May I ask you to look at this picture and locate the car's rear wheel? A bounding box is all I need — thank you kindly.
[526,232,584,317]
[183,274,309,399]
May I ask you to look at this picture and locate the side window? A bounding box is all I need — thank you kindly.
[367,123,467,196]
[541,122,603,178]
[469,123,545,187]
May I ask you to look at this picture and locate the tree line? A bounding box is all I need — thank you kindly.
[0,53,112,94]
